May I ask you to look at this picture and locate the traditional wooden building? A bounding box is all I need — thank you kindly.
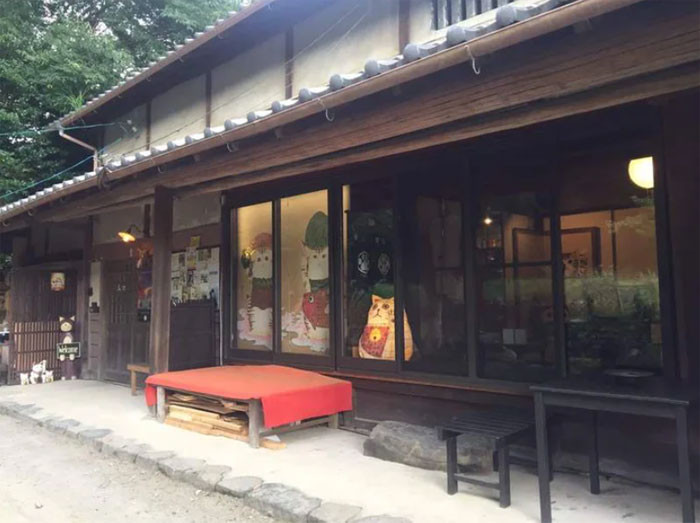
[1,0,698,491]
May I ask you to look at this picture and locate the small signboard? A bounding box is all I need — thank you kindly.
[50,272,66,292]
[57,342,81,358]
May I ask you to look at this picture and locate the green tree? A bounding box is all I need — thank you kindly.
[0,0,243,200]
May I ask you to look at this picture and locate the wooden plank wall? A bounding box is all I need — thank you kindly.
[10,321,62,381]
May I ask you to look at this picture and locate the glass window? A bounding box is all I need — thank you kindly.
[561,154,662,375]
[343,179,397,360]
[234,202,273,351]
[402,189,467,375]
[476,191,557,381]
[280,191,330,356]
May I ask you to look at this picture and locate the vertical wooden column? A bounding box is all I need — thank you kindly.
[149,186,173,374]
[76,219,92,359]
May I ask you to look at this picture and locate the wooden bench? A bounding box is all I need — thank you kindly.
[127,363,150,396]
[437,408,541,508]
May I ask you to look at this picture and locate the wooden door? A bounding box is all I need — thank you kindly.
[8,268,77,382]
[103,260,149,382]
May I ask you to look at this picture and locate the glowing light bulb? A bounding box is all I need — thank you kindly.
[483,216,493,226]
[628,156,654,189]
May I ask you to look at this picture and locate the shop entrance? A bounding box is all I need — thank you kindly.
[103,259,149,382]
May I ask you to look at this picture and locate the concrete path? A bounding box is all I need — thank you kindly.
[0,380,690,523]
[0,415,277,523]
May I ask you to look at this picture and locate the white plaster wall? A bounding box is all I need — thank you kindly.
[409,0,441,44]
[102,104,148,162]
[92,205,144,245]
[151,75,207,148]
[173,192,221,231]
[292,0,400,90]
[210,34,286,127]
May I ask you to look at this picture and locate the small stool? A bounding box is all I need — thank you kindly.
[126,363,150,396]
[437,408,538,508]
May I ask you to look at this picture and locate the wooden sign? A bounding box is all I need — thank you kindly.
[50,272,65,291]
[57,342,81,358]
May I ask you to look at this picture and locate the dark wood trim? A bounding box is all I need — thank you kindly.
[149,186,173,373]
[653,116,679,380]
[285,27,294,100]
[463,162,478,378]
[145,101,152,149]
[205,71,213,128]
[143,204,152,238]
[172,222,220,251]
[328,185,342,369]
[272,199,282,355]
[220,193,231,365]
[398,0,411,50]
[550,184,567,378]
[394,175,404,373]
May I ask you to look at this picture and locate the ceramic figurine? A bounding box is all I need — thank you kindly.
[58,316,80,380]
[29,360,46,384]
[359,295,414,361]
[20,373,29,385]
[42,370,54,383]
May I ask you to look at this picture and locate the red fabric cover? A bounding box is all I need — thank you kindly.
[144,365,352,428]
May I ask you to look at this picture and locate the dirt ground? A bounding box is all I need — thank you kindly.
[0,415,278,523]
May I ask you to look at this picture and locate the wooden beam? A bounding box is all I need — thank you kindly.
[179,62,700,197]
[149,186,173,374]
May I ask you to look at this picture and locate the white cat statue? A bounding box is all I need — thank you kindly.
[20,373,30,385]
[30,360,47,384]
[42,370,54,383]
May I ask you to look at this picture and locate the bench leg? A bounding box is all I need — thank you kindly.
[248,399,262,449]
[589,412,600,494]
[446,435,458,495]
[130,371,137,396]
[676,406,695,523]
[328,413,339,429]
[498,446,511,508]
[156,386,166,423]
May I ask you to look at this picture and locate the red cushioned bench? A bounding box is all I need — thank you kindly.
[145,365,353,448]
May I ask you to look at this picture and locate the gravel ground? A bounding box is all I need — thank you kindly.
[0,415,279,523]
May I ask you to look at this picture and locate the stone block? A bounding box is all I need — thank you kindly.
[46,418,80,434]
[245,483,321,523]
[114,443,151,463]
[363,421,491,472]
[65,423,92,439]
[100,435,134,456]
[187,464,232,491]
[216,476,263,498]
[134,450,176,471]
[77,428,112,450]
[158,457,206,481]
[353,517,412,523]
[309,502,362,523]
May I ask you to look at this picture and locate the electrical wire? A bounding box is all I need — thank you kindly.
[0,138,122,202]
[0,122,118,139]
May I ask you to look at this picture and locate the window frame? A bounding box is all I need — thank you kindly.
[220,134,678,386]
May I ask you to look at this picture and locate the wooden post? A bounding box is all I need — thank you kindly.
[149,186,173,374]
[248,399,263,449]
[156,386,166,422]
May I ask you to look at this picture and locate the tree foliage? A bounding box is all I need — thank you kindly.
[0,0,243,199]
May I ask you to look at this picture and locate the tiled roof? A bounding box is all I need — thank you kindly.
[0,0,562,220]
